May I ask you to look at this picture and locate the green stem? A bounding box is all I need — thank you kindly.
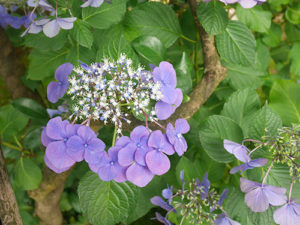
[194,32,200,83]
[112,125,117,147]
[2,142,22,152]
[180,34,197,44]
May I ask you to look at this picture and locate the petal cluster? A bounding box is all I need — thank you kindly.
[273,200,300,225]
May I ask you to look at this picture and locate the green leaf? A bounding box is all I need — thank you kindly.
[82,0,127,29]
[174,52,193,94]
[236,5,272,33]
[176,156,202,182]
[132,35,166,66]
[23,127,42,150]
[27,48,70,80]
[225,63,265,90]
[0,105,29,141]
[12,98,48,119]
[255,40,270,71]
[197,1,228,35]
[285,2,300,24]
[216,21,256,67]
[71,20,94,49]
[221,88,261,134]
[15,158,42,190]
[290,42,300,75]
[262,23,282,47]
[78,171,139,225]
[269,80,300,125]
[199,115,244,163]
[124,2,181,48]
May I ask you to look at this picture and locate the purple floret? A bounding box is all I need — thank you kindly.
[43,17,76,38]
[240,178,287,212]
[214,213,241,225]
[166,119,190,156]
[273,200,300,225]
[47,63,73,103]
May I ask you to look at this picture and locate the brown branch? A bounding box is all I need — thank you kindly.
[0,145,23,225]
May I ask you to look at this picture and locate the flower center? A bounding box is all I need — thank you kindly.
[64,138,68,142]
[84,143,88,148]
[58,81,63,86]
[110,161,114,166]
[157,148,161,152]
[137,143,141,148]
[176,133,182,138]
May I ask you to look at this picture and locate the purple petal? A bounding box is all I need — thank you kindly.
[264,185,287,206]
[146,151,170,175]
[130,126,149,142]
[47,81,60,103]
[230,164,249,174]
[162,186,173,200]
[148,130,164,149]
[155,101,175,120]
[248,158,268,167]
[45,141,75,172]
[154,212,173,225]
[126,163,154,187]
[134,140,151,166]
[150,196,175,212]
[41,127,53,147]
[174,137,187,156]
[166,123,176,144]
[215,214,241,225]
[81,0,93,7]
[161,86,178,104]
[43,19,60,38]
[66,135,85,162]
[153,61,176,88]
[90,0,104,7]
[77,125,97,142]
[113,165,127,183]
[223,140,250,163]
[115,136,131,147]
[200,172,210,199]
[98,163,122,181]
[57,17,76,30]
[174,88,183,107]
[245,188,269,212]
[45,117,66,140]
[175,119,190,134]
[84,138,106,163]
[273,203,300,225]
[54,63,73,83]
[118,142,136,166]
[239,0,257,8]
[44,154,72,173]
[240,178,260,192]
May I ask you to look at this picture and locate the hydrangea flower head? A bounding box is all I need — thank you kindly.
[273,200,300,225]
[47,63,73,103]
[146,130,175,175]
[240,178,287,212]
[43,117,77,173]
[224,140,268,174]
[166,119,190,156]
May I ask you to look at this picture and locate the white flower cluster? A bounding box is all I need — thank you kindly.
[66,54,163,133]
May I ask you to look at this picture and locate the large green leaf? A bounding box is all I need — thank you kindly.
[124,2,181,48]
[174,52,193,94]
[71,20,93,49]
[236,5,272,33]
[199,115,244,163]
[11,98,48,119]
[82,0,127,29]
[78,172,139,225]
[15,158,42,190]
[290,42,300,75]
[248,105,282,140]
[269,80,300,125]
[27,48,70,80]
[216,21,256,67]
[0,105,29,141]
[221,88,261,134]
[197,1,228,35]
[132,35,166,66]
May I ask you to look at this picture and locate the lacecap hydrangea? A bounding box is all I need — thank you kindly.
[42,54,190,187]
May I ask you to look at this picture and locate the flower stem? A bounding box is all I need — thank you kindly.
[180,35,197,44]
[112,125,117,146]
[242,139,264,145]
[152,120,166,130]
[262,159,275,185]
[2,142,22,152]
[248,144,262,156]
[288,175,295,203]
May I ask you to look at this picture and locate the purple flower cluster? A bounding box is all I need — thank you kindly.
[223,140,268,174]
[153,62,183,120]
[204,0,266,8]
[0,5,34,29]
[151,171,241,225]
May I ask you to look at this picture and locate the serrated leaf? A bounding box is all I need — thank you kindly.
[71,20,93,49]
[175,52,193,94]
[290,42,300,75]
[124,2,181,48]
[197,1,228,35]
[15,158,42,190]
[132,35,166,66]
[269,80,300,125]
[216,21,256,67]
[0,105,29,141]
[78,171,138,225]
[262,23,282,47]
[248,105,282,140]
[12,98,48,119]
[82,0,127,29]
[27,48,70,80]
[236,5,272,33]
[199,115,244,163]
[221,88,261,134]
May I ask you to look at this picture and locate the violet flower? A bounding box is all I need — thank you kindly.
[162,185,173,204]
[214,213,241,225]
[27,0,54,11]
[118,126,154,187]
[166,119,190,156]
[66,125,106,163]
[81,0,112,8]
[240,178,287,212]
[146,130,175,175]
[224,140,268,174]
[273,200,300,225]
[47,63,73,103]
[43,17,76,38]
[150,196,176,212]
[22,19,50,37]
[199,172,210,199]
[44,117,77,173]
